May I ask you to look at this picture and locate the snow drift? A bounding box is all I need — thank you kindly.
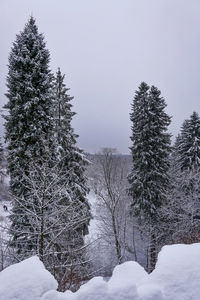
[0,256,57,300]
[1,243,200,300]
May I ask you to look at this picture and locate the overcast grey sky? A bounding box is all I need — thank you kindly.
[0,0,200,153]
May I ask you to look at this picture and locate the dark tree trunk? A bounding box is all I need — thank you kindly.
[149,232,157,272]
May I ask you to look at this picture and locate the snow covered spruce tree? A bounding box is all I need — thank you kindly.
[176,112,200,171]
[168,112,200,243]
[4,18,91,290]
[4,17,54,259]
[51,68,91,291]
[128,82,171,271]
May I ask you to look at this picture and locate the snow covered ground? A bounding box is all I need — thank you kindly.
[1,243,200,299]
[0,199,11,238]
[0,198,11,270]
[86,192,99,240]
[0,257,57,300]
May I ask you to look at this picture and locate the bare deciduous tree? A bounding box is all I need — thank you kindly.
[88,148,136,272]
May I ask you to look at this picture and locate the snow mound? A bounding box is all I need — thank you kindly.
[0,256,57,300]
[109,261,147,289]
[142,243,200,300]
[74,276,109,300]
[107,261,147,299]
[1,243,200,299]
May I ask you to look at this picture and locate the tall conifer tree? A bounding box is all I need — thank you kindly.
[128,82,171,270]
[53,68,90,235]
[128,83,171,220]
[168,112,200,243]
[177,111,200,171]
[52,68,91,290]
[4,17,53,258]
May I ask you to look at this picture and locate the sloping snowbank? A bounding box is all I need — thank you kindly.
[142,243,200,300]
[0,256,57,300]
[1,243,200,299]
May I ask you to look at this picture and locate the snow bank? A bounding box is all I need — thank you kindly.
[0,256,57,300]
[141,243,200,300]
[1,243,200,299]
[107,261,147,300]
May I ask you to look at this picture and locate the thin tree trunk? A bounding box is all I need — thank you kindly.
[149,232,157,272]
[112,214,122,264]
[146,246,149,272]
[132,225,138,262]
[39,194,44,261]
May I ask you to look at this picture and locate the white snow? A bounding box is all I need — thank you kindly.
[0,199,11,270]
[86,191,99,240]
[141,243,200,300]
[0,256,57,300]
[1,243,200,299]
[109,261,148,289]
[73,276,109,300]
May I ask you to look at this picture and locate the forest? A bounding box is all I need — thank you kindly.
[0,16,200,297]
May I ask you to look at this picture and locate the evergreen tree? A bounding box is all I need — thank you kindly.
[4,17,53,258]
[128,82,171,271]
[53,68,90,235]
[4,18,91,290]
[52,68,91,291]
[168,112,200,243]
[128,83,171,221]
[177,112,200,171]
